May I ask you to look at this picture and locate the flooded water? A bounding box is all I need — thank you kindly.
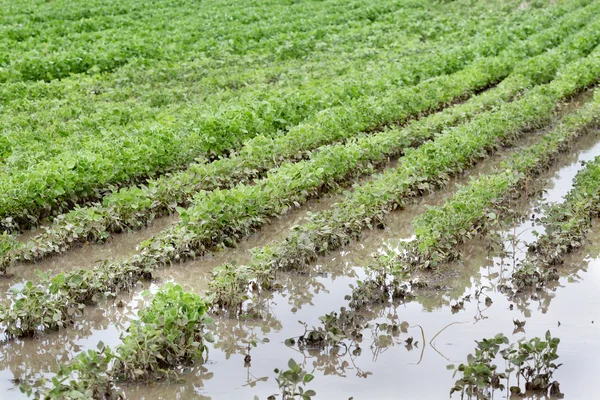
[126,128,600,399]
[0,215,180,300]
[1,114,600,398]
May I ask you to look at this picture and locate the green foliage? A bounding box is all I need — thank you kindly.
[449,331,562,398]
[1,0,571,230]
[202,36,600,316]
[6,1,597,264]
[406,87,600,268]
[1,0,599,343]
[20,283,212,399]
[532,154,600,263]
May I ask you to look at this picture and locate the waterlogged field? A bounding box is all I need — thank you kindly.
[1,0,600,399]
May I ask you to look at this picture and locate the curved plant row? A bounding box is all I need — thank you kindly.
[0,0,573,148]
[502,150,600,293]
[1,0,513,171]
[203,47,600,315]
[19,283,212,399]
[0,0,418,83]
[0,74,534,337]
[0,36,588,336]
[287,94,600,348]
[0,0,593,231]
[397,88,600,269]
[0,0,556,132]
[1,8,598,338]
[3,32,600,337]
[2,8,597,268]
[0,0,595,228]
[293,90,600,351]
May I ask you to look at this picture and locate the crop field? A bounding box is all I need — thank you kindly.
[2,0,600,398]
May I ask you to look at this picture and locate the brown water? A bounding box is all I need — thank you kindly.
[122,128,600,399]
[0,215,179,300]
[1,122,600,398]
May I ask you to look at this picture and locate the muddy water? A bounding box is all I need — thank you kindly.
[123,128,600,399]
[0,215,179,300]
[1,124,599,399]
[149,136,531,295]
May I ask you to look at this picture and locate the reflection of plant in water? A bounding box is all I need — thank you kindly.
[208,258,355,320]
[211,310,282,360]
[448,331,563,399]
[0,292,137,385]
[285,295,422,380]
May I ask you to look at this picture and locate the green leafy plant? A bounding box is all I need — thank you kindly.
[448,331,563,399]
[19,283,213,398]
[273,358,316,400]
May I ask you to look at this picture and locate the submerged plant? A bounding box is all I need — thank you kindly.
[448,333,509,398]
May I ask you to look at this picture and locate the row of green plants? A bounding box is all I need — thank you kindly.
[0,0,421,82]
[0,0,540,110]
[202,43,600,316]
[397,88,600,269]
[2,19,598,335]
[0,80,537,335]
[501,147,600,295]
[0,0,535,140]
[19,283,212,399]
[19,28,598,335]
[1,5,594,270]
[0,3,593,336]
[0,0,590,230]
[0,0,491,84]
[0,0,593,231]
[528,154,600,264]
[0,0,559,164]
[7,15,599,266]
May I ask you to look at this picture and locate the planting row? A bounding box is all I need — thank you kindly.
[0,0,412,82]
[3,33,599,338]
[19,283,212,399]
[204,46,600,315]
[2,7,596,267]
[0,0,538,148]
[0,0,591,230]
[398,89,600,269]
[529,154,600,264]
[301,94,600,352]
[0,0,541,109]
[0,0,594,231]
[0,47,573,336]
[0,0,479,83]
